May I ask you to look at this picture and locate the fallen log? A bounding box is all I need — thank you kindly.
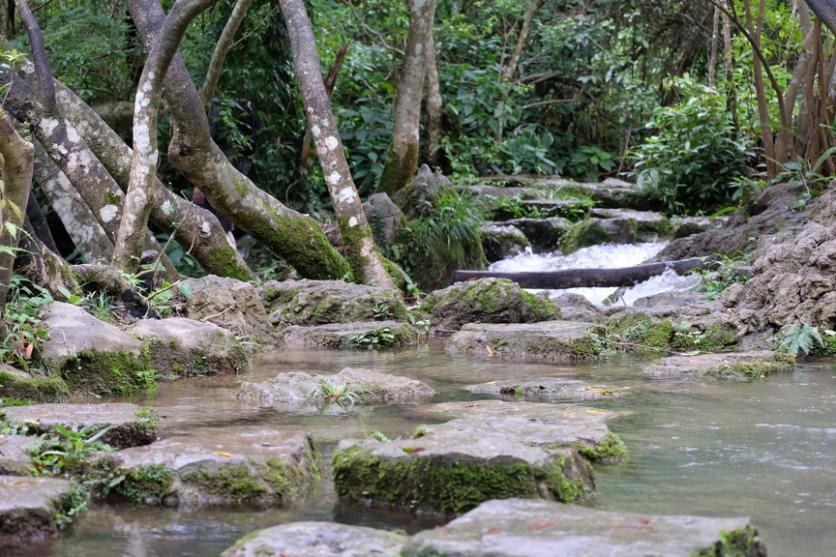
[452,258,709,289]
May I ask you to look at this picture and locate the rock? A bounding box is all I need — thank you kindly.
[466,378,626,402]
[551,293,604,322]
[1,403,157,449]
[478,176,657,210]
[393,165,451,217]
[480,224,530,262]
[420,279,558,336]
[333,422,594,516]
[129,318,249,378]
[671,215,727,238]
[39,302,152,396]
[447,321,600,361]
[363,192,405,247]
[280,321,423,350]
[261,279,407,326]
[109,428,318,507]
[0,364,68,402]
[520,199,586,218]
[503,217,572,250]
[182,275,274,344]
[222,521,407,557]
[0,475,85,543]
[237,367,434,409]
[403,498,767,557]
[645,351,794,380]
[561,210,670,254]
[455,184,543,200]
[0,435,36,475]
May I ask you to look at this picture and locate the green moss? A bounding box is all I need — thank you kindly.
[378,142,420,196]
[561,219,612,254]
[53,482,89,529]
[113,464,174,505]
[706,362,779,380]
[105,192,122,205]
[204,246,253,282]
[546,455,590,503]
[574,433,628,463]
[181,464,267,503]
[55,350,156,396]
[690,525,766,557]
[0,369,70,402]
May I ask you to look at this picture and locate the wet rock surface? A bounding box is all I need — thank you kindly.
[110,427,318,507]
[403,498,766,557]
[502,216,572,250]
[182,275,274,343]
[0,475,83,543]
[447,321,599,361]
[0,364,69,402]
[644,351,793,380]
[238,367,434,409]
[261,279,407,326]
[280,321,423,350]
[1,403,156,449]
[130,317,249,378]
[222,521,407,557]
[0,435,36,475]
[420,279,557,336]
[480,224,530,262]
[466,378,626,402]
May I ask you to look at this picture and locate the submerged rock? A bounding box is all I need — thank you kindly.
[39,302,151,396]
[480,224,530,262]
[0,475,85,543]
[420,279,558,336]
[130,318,249,378]
[645,351,794,380]
[467,378,626,402]
[182,275,274,344]
[446,321,600,361]
[261,279,407,326]
[1,403,156,449]
[0,435,36,475]
[109,428,318,507]
[222,521,407,557]
[280,321,423,350]
[403,498,767,557]
[238,367,434,409]
[0,364,69,402]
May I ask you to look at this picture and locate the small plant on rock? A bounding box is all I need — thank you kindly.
[29,425,116,477]
[775,324,827,357]
[349,328,396,349]
[308,378,363,408]
[372,303,393,320]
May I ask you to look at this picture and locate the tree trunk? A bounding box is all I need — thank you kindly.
[199,0,253,106]
[708,4,720,87]
[127,0,353,280]
[803,0,836,34]
[25,189,59,254]
[502,0,545,82]
[377,0,437,196]
[424,27,443,166]
[279,0,395,288]
[0,115,34,312]
[115,0,216,272]
[15,222,78,300]
[744,0,778,176]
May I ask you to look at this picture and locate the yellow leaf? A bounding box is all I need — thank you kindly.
[215,451,233,457]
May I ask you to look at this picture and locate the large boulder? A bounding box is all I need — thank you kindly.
[181,275,274,344]
[222,522,407,557]
[392,164,451,217]
[280,321,423,350]
[560,210,670,254]
[420,279,558,336]
[39,302,152,396]
[363,192,405,247]
[480,224,530,262]
[129,317,249,378]
[446,321,601,361]
[261,279,407,327]
[0,476,85,543]
[238,367,434,409]
[503,217,572,250]
[551,293,604,322]
[403,498,767,557]
[109,427,318,507]
[0,364,68,402]
[645,351,794,381]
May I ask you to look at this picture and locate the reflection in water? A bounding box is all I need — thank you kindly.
[21,348,836,557]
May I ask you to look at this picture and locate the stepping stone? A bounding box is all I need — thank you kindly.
[129,317,250,378]
[109,427,318,507]
[480,224,530,262]
[183,275,275,344]
[261,279,407,326]
[467,378,627,402]
[333,420,594,517]
[222,521,407,557]
[280,321,423,350]
[1,403,157,449]
[503,217,572,250]
[0,364,69,402]
[403,498,767,557]
[0,475,85,543]
[238,367,434,409]
[0,434,36,475]
[447,321,601,362]
[419,400,625,463]
[645,351,794,380]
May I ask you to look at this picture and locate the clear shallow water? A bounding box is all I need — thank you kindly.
[17,347,836,557]
[488,242,700,305]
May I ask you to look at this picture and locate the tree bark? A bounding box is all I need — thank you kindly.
[199,0,253,106]
[127,0,352,280]
[279,0,395,288]
[115,0,215,271]
[0,115,34,311]
[15,222,78,300]
[25,189,58,254]
[377,0,437,196]
[803,0,836,34]
[502,0,545,82]
[451,258,707,289]
[744,0,778,176]
[708,4,720,87]
[425,27,443,166]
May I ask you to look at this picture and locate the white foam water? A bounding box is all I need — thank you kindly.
[488,242,699,305]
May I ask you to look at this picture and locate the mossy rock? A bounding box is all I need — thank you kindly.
[0,476,88,543]
[645,351,794,381]
[480,224,530,262]
[280,321,424,351]
[446,321,602,361]
[0,365,69,402]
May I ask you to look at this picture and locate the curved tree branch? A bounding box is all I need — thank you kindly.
[199,0,253,106]
[804,0,836,34]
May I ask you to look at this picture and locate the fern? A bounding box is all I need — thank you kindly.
[776,324,824,357]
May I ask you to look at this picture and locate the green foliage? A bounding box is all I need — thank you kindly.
[308,378,364,407]
[695,254,751,300]
[629,77,753,214]
[349,328,396,350]
[29,425,115,477]
[775,324,826,357]
[0,275,53,371]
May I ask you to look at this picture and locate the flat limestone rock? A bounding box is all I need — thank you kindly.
[0,475,84,543]
[281,321,423,350]
[0,435,37,475]
[110,427,318,508]
[644,351,793,380]
[222,521,407,557]
[238,367,434,409]
[467,378,626,402]
[130,317,249,378]
[183,275,275,344]
[1,403,156,449]
[447,321,600,362]
[404,498,767,557]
